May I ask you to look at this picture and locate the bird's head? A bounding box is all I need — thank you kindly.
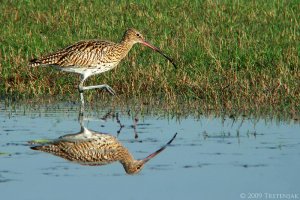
[123,133,177,175]
[123,28,177,68]
[124,28,146,44]
[124,160,145,175]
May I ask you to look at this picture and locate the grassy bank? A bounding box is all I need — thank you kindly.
[0,0,299,115]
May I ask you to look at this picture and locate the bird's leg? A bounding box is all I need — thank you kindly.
[79,74,115,97]
[78,108,84,127]
[78,75,86,108]
[82,84,116,96]
[80,92,85,106]
[79,100,85,118]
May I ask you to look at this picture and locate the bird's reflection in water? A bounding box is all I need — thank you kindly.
[30,111,177,175]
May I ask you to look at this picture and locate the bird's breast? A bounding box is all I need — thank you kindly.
[60,62,119,76]
[89,62,119,75]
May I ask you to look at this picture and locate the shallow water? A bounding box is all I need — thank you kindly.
[0,103,299,200]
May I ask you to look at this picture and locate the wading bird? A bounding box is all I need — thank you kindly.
[30,127,177,174]
[29,28,176,106]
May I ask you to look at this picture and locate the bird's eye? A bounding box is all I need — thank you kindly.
[136,33,140,37]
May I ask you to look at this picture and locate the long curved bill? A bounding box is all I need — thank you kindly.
[142,132,177,164]
[141,41,177,69]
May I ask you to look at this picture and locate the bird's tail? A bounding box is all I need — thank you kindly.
[29,51,67,67]
[30,144,57,153]
[30,146,43,150]
[29,58,43,67]
[29,56,58,67]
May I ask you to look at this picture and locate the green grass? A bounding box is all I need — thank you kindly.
[0,0,299,116]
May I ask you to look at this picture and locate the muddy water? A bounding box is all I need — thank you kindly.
[0,103,299,200]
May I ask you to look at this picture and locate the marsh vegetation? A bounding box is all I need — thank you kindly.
[0,0,299,117]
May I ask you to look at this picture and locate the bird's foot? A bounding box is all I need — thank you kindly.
[103,84,116,96]
[82,84,116,96]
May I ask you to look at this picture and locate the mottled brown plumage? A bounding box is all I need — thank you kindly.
[31,127,177,174]
[29,28,176,105]
[30,40,119,68]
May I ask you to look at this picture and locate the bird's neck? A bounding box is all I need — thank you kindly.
[119,148,135,164]
[117,37,135,59]
[118,149,138,172]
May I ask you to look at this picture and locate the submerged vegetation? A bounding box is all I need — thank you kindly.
[0,0,299,117]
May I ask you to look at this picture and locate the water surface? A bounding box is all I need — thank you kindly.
[0,103,299,200]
